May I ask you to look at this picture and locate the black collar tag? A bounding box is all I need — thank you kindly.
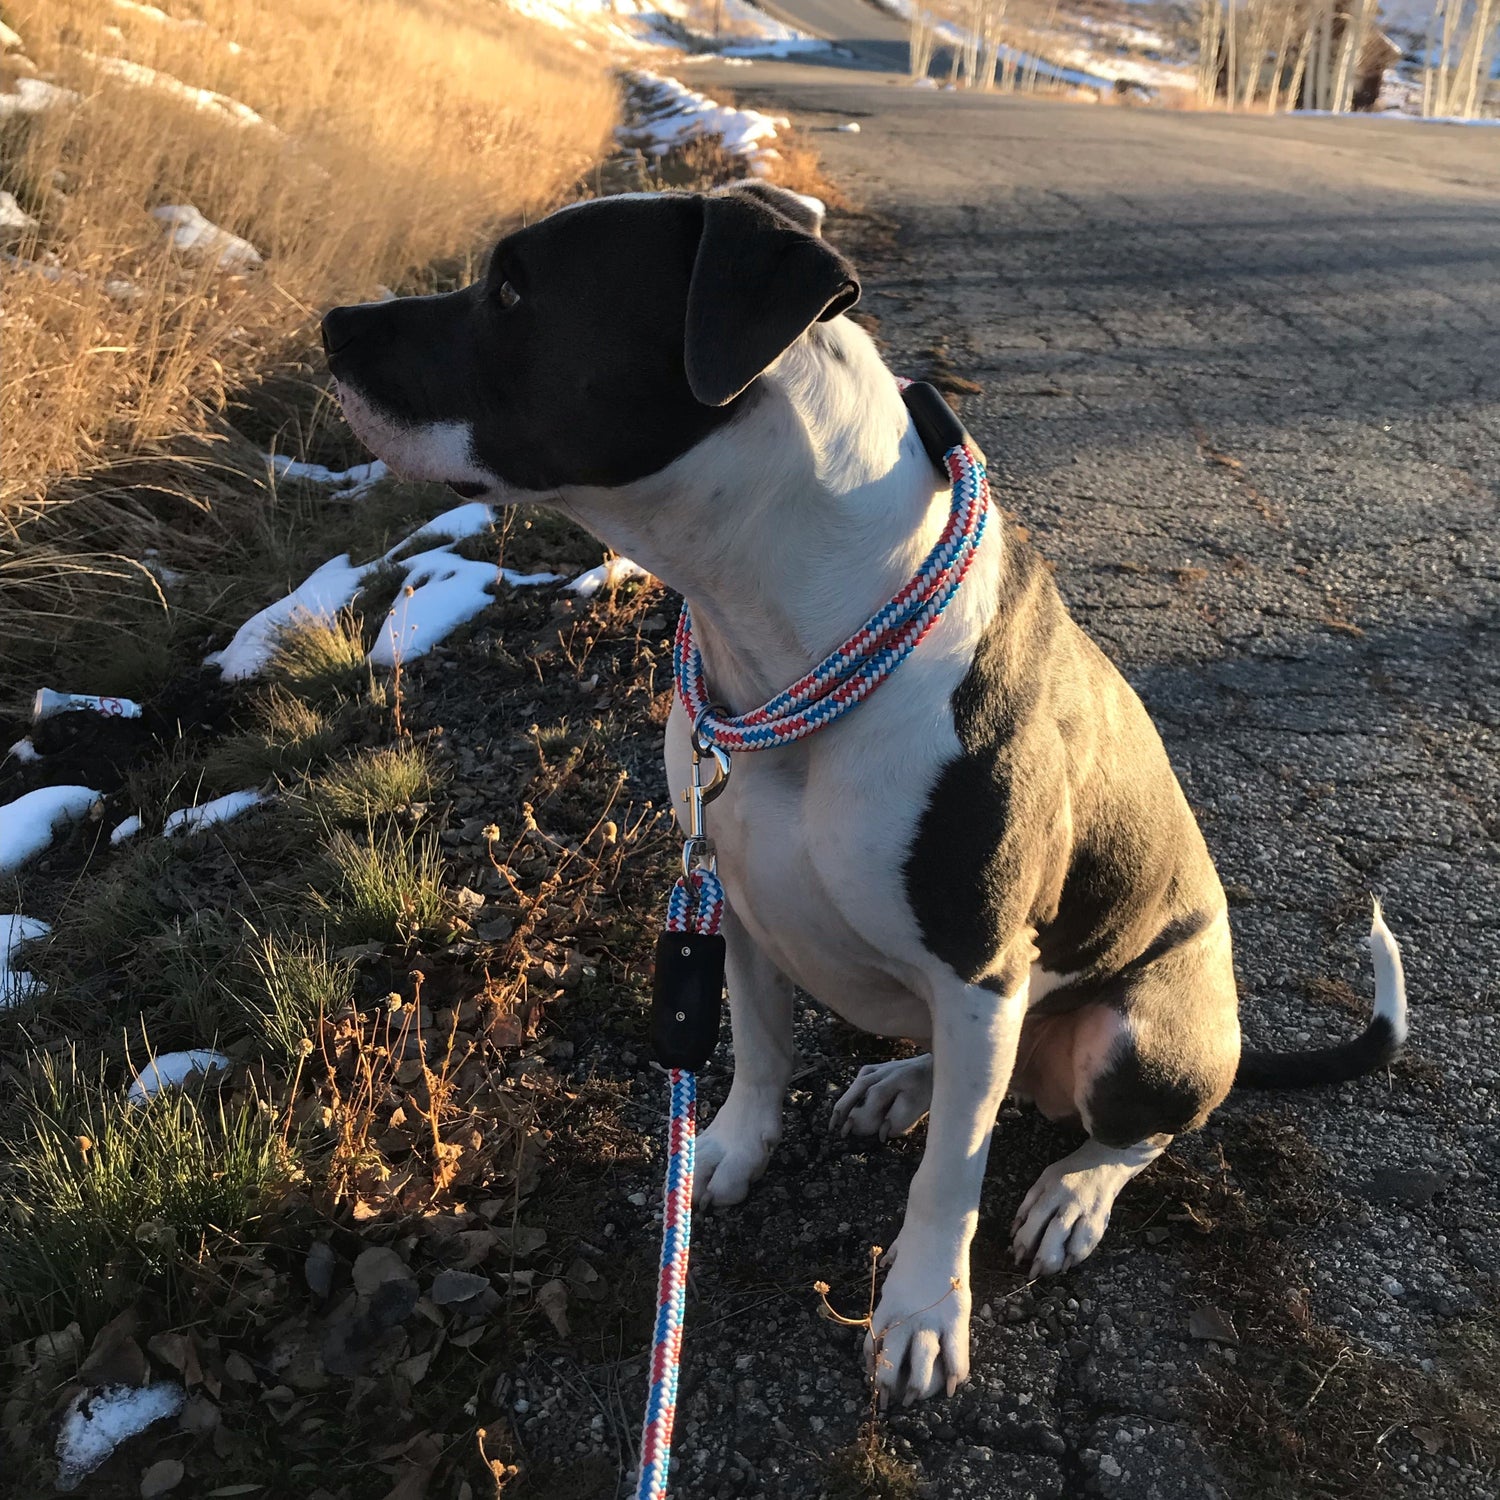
[901,380,982,476]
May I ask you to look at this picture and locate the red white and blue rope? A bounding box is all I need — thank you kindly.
[675,433,990,752]
[636,416,989,1500]
[637,868,723,1500]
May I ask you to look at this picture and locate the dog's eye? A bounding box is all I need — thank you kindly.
[498,280,520,309]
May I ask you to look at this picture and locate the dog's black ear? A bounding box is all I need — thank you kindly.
[714,178,827,237]
[684,191,860,408]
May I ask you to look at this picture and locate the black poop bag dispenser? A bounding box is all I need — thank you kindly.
[649,726,730,1071]
[650,930,725,1070]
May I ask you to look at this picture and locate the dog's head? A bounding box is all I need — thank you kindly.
[320,182,859,496]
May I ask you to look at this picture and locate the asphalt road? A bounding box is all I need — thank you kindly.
[753,0,917,70]
[653,37,1500,1500]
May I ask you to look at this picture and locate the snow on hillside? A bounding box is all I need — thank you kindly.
[506,0,831,55]
[617,71,794,171]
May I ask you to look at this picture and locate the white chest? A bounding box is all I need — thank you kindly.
[664,699,950,1039]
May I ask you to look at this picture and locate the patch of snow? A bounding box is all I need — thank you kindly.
[0,250,139,301]
[162,789,265,837]
[0,191,38,236]
[395,501,498,551]
[206,552,369,679]
[720,36,833,59]
[1,914,50,1009]
[1291,108,1500,126]
[142,550,185,586]
[6,737,41,764]
[500,567,567,587]
[126,1050,231,1105]
[0,785,101,876]
[266,454,389,494]
[111,0,207,27]
[110,814,143,844]
[0,20,22,51]
[83,53,276,133]
[0,78,79,117]
[370,550,503,666]
[834,121,861,132]
[568,556,648,597]
[619,71,790,173]
[56,1382,187,1490]
[152,204,262,271]
[208,500,572,677]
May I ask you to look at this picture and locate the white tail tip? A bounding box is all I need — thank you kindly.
[1368,898,1408,1048]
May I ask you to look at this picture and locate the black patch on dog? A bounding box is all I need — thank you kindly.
[321,186,857,492]
[903,530,1229,1010]
[1085,1040,1215,1148]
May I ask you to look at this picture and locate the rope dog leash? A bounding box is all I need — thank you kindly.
[634,382,989,1499]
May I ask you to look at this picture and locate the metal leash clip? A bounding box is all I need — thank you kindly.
[681,707,731,878]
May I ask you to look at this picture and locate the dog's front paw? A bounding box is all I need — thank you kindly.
[693,1106,778,1208]
[831,1054,933,1142]
[865,1243,971,1405]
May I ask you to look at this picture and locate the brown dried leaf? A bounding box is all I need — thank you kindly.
[304,1241,337,1300]
[353,1246,413,1298]
[431,1270,490,1308]
[31,1323,84,1378]
[493,1225,546,1259]
[1188,1305,1239,1344]
[81,1310,147,1388]
[139,1457,185,1497]
[178,1394,220,1436]
[147,1332,203,1389]
[449,1229,497,1269]
[537,1278,570,1338]
[396,1346,437,1386]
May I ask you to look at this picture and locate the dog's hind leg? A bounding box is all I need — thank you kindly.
[830,1053,933,1141]
[1010,971,1239,1276]
[693,903,796,1208]
[1010,1134,1169,1277]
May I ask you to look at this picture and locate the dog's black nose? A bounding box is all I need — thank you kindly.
[320,305,364,360]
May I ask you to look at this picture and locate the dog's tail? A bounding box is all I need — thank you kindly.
[1234,899,1407,1090]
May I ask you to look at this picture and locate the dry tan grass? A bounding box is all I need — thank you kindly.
[0,0,616,631]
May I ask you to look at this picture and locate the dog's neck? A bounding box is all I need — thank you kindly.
[557,319,990,713]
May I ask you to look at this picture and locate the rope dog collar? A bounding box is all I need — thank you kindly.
[634,381,990,1500]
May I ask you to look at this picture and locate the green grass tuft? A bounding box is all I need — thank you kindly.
[238,932,353,1062]
[305,742,439,822]
[0,1051,291,1338]
[266,609,372,704]
[203,687,349,789]
[313,824,448,943]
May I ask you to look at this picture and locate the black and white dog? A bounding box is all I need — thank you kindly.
[322,182,1406,1405]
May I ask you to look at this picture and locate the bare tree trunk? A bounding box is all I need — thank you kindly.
[1225,0,1240,108]
[1287,16,1314,109]
[1240,0,1277,107]
[1434,0,1463,114]
[1332,0,1369,112]
[1312,0,1335,110]
[1458,0,1497,116]
[1198,0,1218,105]
[1268,0,1297,112]
[909,10,937,79]
[1421,0,1440,113]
